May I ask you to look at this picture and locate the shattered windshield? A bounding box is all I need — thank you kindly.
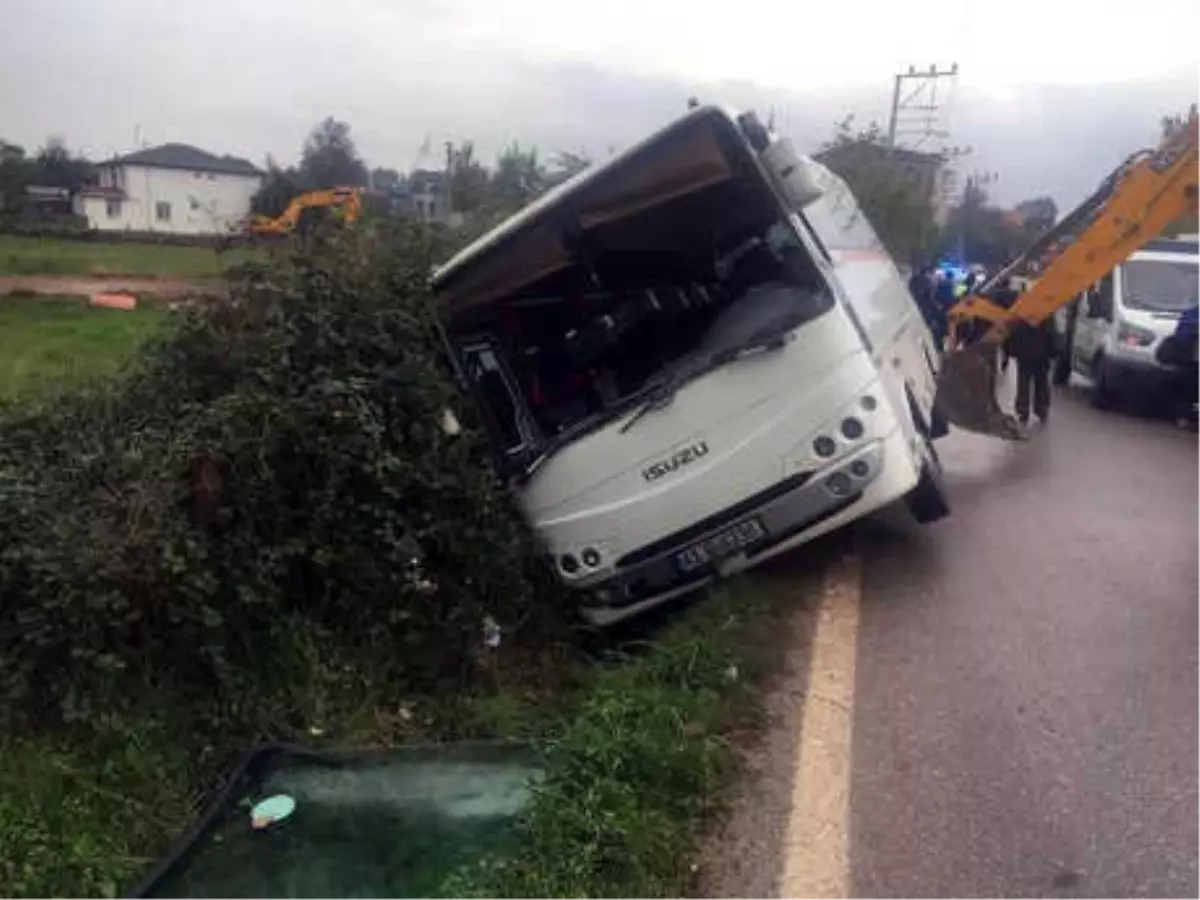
[619,279,830,433]
[138,743,542,899]
[1121,259,1199,313]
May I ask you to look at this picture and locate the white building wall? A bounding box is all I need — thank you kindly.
[87,164,262,235]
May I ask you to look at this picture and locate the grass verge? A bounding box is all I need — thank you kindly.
[0,295,169,401]
[446,567,814,897]
[1,568,815,898]
[0,234,259,279]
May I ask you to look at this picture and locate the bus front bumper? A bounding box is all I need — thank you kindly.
[577,427,920,625]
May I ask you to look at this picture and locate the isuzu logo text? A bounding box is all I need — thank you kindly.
[642,441,709,482]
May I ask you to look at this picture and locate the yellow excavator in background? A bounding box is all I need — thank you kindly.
[243,186,364,238]
[935,109,1199,439]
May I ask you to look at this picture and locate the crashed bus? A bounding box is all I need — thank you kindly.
[431,105,949,624]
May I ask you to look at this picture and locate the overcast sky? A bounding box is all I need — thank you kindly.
[2,0,1196,210]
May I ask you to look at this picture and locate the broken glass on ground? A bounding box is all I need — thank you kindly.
[134,741,543,899]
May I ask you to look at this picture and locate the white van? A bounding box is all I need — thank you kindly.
[1056,237,1199,406]
[432,106,948,624]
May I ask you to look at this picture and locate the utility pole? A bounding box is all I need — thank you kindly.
[885,63,962,231]
[887,62,959,150]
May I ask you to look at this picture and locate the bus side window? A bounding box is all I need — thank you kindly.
[462,343,530,455]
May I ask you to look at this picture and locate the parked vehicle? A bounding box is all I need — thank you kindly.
[936,110,1198,436]
[1055,237,1199,407]
[431,105,947,624]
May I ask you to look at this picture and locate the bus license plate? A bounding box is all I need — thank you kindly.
[675,518,766,573]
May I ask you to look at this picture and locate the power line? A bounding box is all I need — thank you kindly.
[886,63,960,151]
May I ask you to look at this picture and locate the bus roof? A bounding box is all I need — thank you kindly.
[430,104,755,317]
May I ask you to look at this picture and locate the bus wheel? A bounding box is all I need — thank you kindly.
[905,448,950,524]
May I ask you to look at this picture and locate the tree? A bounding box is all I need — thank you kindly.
[299,117,368,189]
[488,143,547,212]
[370,167,401,193]
[940,178,1035,269]
[544,150,591,189]
[1014,196,1057,233]
[251,158,303,217]
[0,136,94,216]
[250,119,369,220]
[447,141,489,215]
[0,140,27,211]
[30,137,94,191]
[815,116,939,263]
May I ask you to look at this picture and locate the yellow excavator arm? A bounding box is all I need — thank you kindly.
[935,110,1198,438]
[245,187,364,237]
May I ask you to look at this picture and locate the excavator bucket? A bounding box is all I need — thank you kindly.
[934,343,1028,441]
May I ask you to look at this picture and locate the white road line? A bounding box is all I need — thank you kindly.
[779,551,862,899]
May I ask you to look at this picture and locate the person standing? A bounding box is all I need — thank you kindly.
[909,264,945,345]
[932,270,959,345]
[1005,314,1059,427]
[992,277,1022,373]
[1171,303,1200,429]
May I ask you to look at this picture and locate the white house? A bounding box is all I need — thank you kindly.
[73,143,264,236]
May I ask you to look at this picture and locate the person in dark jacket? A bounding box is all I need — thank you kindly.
[908,264,945,344]
[931,270,959,346]
[1171,303,1200,429]
[1005,313,1059,426]
[934,269,958,309]
[992,277,1022,373]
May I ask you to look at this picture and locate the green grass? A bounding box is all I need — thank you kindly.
[444,569,814,898]
[0,568,814,899]
[0,731,196,899]
[0,295,169,401]
[0,234,259,279]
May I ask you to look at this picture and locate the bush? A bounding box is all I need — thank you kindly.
[0,220,558,736]
[0,212,93,239]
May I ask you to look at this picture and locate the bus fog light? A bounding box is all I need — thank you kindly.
[581,547,602,568]
[850,460,869,478]
[560,554,580,575]
[826,472,852,496]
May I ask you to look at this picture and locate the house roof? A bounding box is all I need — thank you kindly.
[108,143,264,177]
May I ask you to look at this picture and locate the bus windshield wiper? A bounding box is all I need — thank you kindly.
[618,328,792,435]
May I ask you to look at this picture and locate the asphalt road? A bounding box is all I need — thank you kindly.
[850,378,1198,897]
